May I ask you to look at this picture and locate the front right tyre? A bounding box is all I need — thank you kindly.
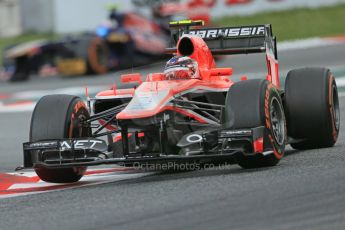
[222,79,286,169]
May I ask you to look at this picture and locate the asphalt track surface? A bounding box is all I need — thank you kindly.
[0,43,345,230]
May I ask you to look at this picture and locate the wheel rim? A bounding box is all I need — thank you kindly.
[68,103,89,180]
[332,83,340,131]
[70,112,88,137]
[270,97,285,145]
[88,38,108,74]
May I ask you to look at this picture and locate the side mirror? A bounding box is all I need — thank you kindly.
[121,73,142,84]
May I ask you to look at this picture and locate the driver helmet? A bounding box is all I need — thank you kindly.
[164,56,199,80]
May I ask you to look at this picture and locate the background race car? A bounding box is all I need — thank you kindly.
[1,8,169,81]
[1,1,216,82]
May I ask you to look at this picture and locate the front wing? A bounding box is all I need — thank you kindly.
[22,127,267,169]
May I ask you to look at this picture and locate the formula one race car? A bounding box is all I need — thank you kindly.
[2,3,215,82]
[1,10,168,82]
[22,20,340,183]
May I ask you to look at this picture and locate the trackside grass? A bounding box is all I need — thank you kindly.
[214,4,345,41]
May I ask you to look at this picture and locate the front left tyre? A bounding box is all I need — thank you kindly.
[30,94,91,183]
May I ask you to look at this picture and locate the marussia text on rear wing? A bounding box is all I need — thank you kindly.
[166,20,277,59]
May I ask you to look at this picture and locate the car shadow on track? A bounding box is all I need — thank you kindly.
[96,145,344,187]
[284,144,344,157]
[110,163,280,186]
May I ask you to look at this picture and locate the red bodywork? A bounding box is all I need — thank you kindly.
[96,32,279,125]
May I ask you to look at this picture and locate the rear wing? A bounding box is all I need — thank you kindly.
[166,20,278,59]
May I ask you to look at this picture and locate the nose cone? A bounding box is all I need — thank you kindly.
[116,81,175,120]
[116,79,200,120]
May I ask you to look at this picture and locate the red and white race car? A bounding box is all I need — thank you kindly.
[22,20,339,183]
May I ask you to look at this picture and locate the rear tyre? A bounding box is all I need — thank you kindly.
[30,95,91,183]
[285,68,340,149]
[222,79,286,169]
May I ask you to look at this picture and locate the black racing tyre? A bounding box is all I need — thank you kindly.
[87,37,109,74]
[30,95,91,183]
[285,68,340,149]
[222,79,286,169]
[9,56,31,82]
